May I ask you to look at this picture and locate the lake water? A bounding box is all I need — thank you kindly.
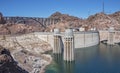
[45,43,120,73]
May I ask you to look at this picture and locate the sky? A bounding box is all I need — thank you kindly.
[0,0,120,18]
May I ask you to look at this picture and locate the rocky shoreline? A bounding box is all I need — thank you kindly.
[40,54,52,73]
[0,33,53,73]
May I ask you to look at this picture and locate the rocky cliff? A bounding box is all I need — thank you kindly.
[0,23,45,35]
[0,12,5,24]
[0,46,28,73]
[109,11,120,24]
[0,33,52,73]
[86,12,120,30]
[48,12,85,31]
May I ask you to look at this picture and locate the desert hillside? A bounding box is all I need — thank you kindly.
[86,12,120,30]
[0,11,120,34]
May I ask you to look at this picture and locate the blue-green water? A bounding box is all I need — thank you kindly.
[45,43,120,73]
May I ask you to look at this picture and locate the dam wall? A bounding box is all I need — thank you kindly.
[74,31,99,48]
[34,31,99,49]
[99,30,120,44]
[34,32,54,48]
[99,30,109,41]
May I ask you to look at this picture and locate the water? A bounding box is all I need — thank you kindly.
[45,43,120,73]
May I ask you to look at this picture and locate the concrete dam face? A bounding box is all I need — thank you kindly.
[34,31,100,49]
[34,29,100,61]
[74,31,99,48]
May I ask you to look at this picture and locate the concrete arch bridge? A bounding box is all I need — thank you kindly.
[4,17,61,27]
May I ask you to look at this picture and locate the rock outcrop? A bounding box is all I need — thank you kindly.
[86,12,120,30]
[0,12,5,24]
[50,12,81,21]
[0,23,45,35]
[0,46,28,73]
[0,33,52,73]
[48,12,84,31]
[49,11,120,31]
[109,11,120,24]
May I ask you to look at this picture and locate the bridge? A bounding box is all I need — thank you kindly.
[4,17,61,27]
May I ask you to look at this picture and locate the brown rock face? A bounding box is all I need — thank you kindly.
[109,11,120,24]
[0,12,5,24]
[0,11,120,34]
[0,46,28,73]
[86,12,120,30]
[50,12,81,21]
[48,12,84,31]
[0,23,45,35]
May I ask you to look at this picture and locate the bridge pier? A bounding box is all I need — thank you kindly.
[53,29,62,54]
[50,19,52,24]
[42,18,45,26]
[64,29,74,61]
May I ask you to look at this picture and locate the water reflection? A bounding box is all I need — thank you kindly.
[46,43,120,73]
[53,54,63,73]
[64,61,75,73]
[75,45,99,64]
[74,43,120,73]
[53,54,63,64]
[52,54,75,73]
[99,43,120,65]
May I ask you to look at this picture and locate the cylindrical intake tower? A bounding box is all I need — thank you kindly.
[64,29,74,61]
[53,29,62,53]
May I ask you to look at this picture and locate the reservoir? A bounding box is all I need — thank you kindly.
[45,43,120,73]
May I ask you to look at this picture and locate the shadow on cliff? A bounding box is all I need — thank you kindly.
[0,46,29,73]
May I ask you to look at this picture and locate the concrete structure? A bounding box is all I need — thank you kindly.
[107,27,115,45]
[74,31,99,48]
[64,29,74,61]
[53,29,62,54]
[90,28,97,31]
[99,28,120,45]
[4,17,60,27]
[99,30,108,42]
[34,31,99,49]
[79,27,85,31]
[34,29,100,61]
